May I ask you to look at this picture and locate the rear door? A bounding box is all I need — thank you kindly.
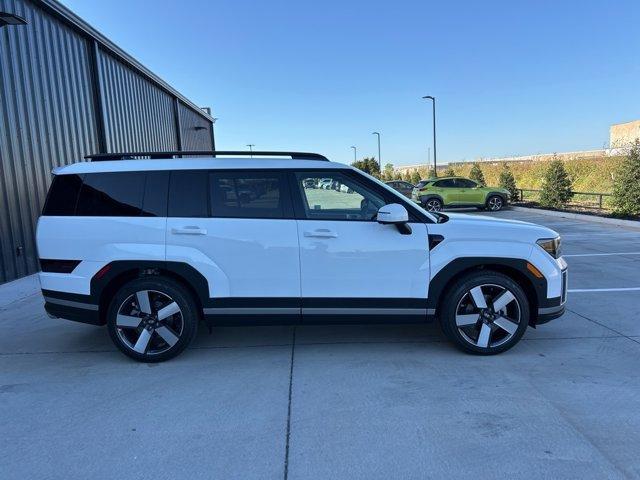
[292,170,430,320]
[165,169,301,318]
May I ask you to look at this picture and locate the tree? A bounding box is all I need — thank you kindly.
[382,163,395,181]
[540,156,573,208]
[403,170,412,182]
[469,162,486,186]
[443,166,456,177]
[611,140,640,217]
[427,168,436,178]
[410,170,421,185]
[498,163,519,201]
[351,157,380,178]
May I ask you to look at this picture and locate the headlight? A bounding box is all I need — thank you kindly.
[537,237,562,259]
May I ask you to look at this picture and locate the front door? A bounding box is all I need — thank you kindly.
[292,170,430,320]
[455,178,484,205]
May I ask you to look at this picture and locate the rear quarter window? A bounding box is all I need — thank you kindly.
[76,172,146,216]
[42,174,83,216]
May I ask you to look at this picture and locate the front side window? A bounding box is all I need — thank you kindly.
[295,171,385,220]
[209,172,287,219]
[456,179,477,188]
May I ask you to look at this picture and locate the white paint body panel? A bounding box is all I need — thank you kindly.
[37,216,165,294]
[428,212,565,298]
[298,221,430,298]
[165,218,300,298]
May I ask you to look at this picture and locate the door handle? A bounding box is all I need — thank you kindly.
[303,229,338,238]
[171,226,207,235]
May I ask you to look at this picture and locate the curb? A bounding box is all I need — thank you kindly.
[511,206,640,231]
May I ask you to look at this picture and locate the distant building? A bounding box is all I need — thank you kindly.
[395,120,639,175]
[610,120,640,147]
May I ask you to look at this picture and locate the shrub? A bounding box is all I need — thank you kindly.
[351,157,381,178]
[443,166,456,177]
[611,140,640,217]
[540,156,573,208]
[410,170,421,185]
[498,163,519,200]
[469,162,486,186]
[381,163,395,181]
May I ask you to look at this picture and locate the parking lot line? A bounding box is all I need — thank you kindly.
[568,287,640,293]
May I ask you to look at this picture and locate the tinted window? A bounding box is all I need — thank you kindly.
[141,171,170,217]
[416,181,430,188]
[209,172,287,219]
[76,172,144,216]
[456,179,477,188]
[295,171,385,220]
[434,179,455,188]
[42,174,83,216]
[168,171,208,217]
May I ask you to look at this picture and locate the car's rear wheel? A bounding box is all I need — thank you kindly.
[107,277,198,362]
[486,195,504,211]
[439,271,529,355]
[423,198,443,212]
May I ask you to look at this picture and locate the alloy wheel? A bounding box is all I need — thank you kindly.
[454,283,521,349]
[115,290,184,356]
[488,196,503,211]
[425,199,442,212]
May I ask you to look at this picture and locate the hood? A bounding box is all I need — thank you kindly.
[434,212,558,242]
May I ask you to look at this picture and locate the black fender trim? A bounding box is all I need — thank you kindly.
[485,192,508,204]
[427,257,549,324]
[419,194,444,206]
[90,260,211,309]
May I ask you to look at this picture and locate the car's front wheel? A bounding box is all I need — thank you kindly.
[107,277,198,362]
[422,198,443,212]
[439,271,529,355]
[486,195,504,211]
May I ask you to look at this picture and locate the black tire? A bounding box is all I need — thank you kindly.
[422,197,443,212]
[485,195,504,211]
[438,271,530,355]
[107,276,199,362]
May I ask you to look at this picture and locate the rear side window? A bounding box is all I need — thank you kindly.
[76,172,145,216]
[168,171,208,217]
[42,174,83,216]
[209,172,288,219]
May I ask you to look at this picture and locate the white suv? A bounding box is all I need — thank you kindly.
[37,151,567,362]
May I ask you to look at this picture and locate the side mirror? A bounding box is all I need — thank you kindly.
[377,203,408,224]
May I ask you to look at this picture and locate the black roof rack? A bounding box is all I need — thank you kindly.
[85,151,329,161]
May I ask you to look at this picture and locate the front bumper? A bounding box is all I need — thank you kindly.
[534,267,568,325]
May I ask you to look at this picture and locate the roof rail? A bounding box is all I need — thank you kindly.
[85,151,329,161]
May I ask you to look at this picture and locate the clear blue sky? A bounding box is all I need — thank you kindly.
[62,0,640,166]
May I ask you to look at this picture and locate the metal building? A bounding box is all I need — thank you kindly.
[0,0,215,283]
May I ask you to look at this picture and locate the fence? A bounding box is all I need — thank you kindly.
[518,189,612,210]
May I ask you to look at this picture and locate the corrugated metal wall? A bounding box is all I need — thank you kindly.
[0,0,214,283]
[178,101,214,151]
[98,51,178,152]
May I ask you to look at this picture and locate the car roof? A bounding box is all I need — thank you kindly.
[53,157,350,175]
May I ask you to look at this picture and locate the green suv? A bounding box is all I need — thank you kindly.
[411,176,510,212]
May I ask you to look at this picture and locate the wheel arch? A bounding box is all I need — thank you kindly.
[485,191,507,204]
[428,257,544,325]
[420,194,445,206]
[92,261,209,324]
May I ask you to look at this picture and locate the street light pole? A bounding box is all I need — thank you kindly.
[351,146,357,164]
[246,144,255,158]
[422,95,437,177]
[372,132,381,173]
